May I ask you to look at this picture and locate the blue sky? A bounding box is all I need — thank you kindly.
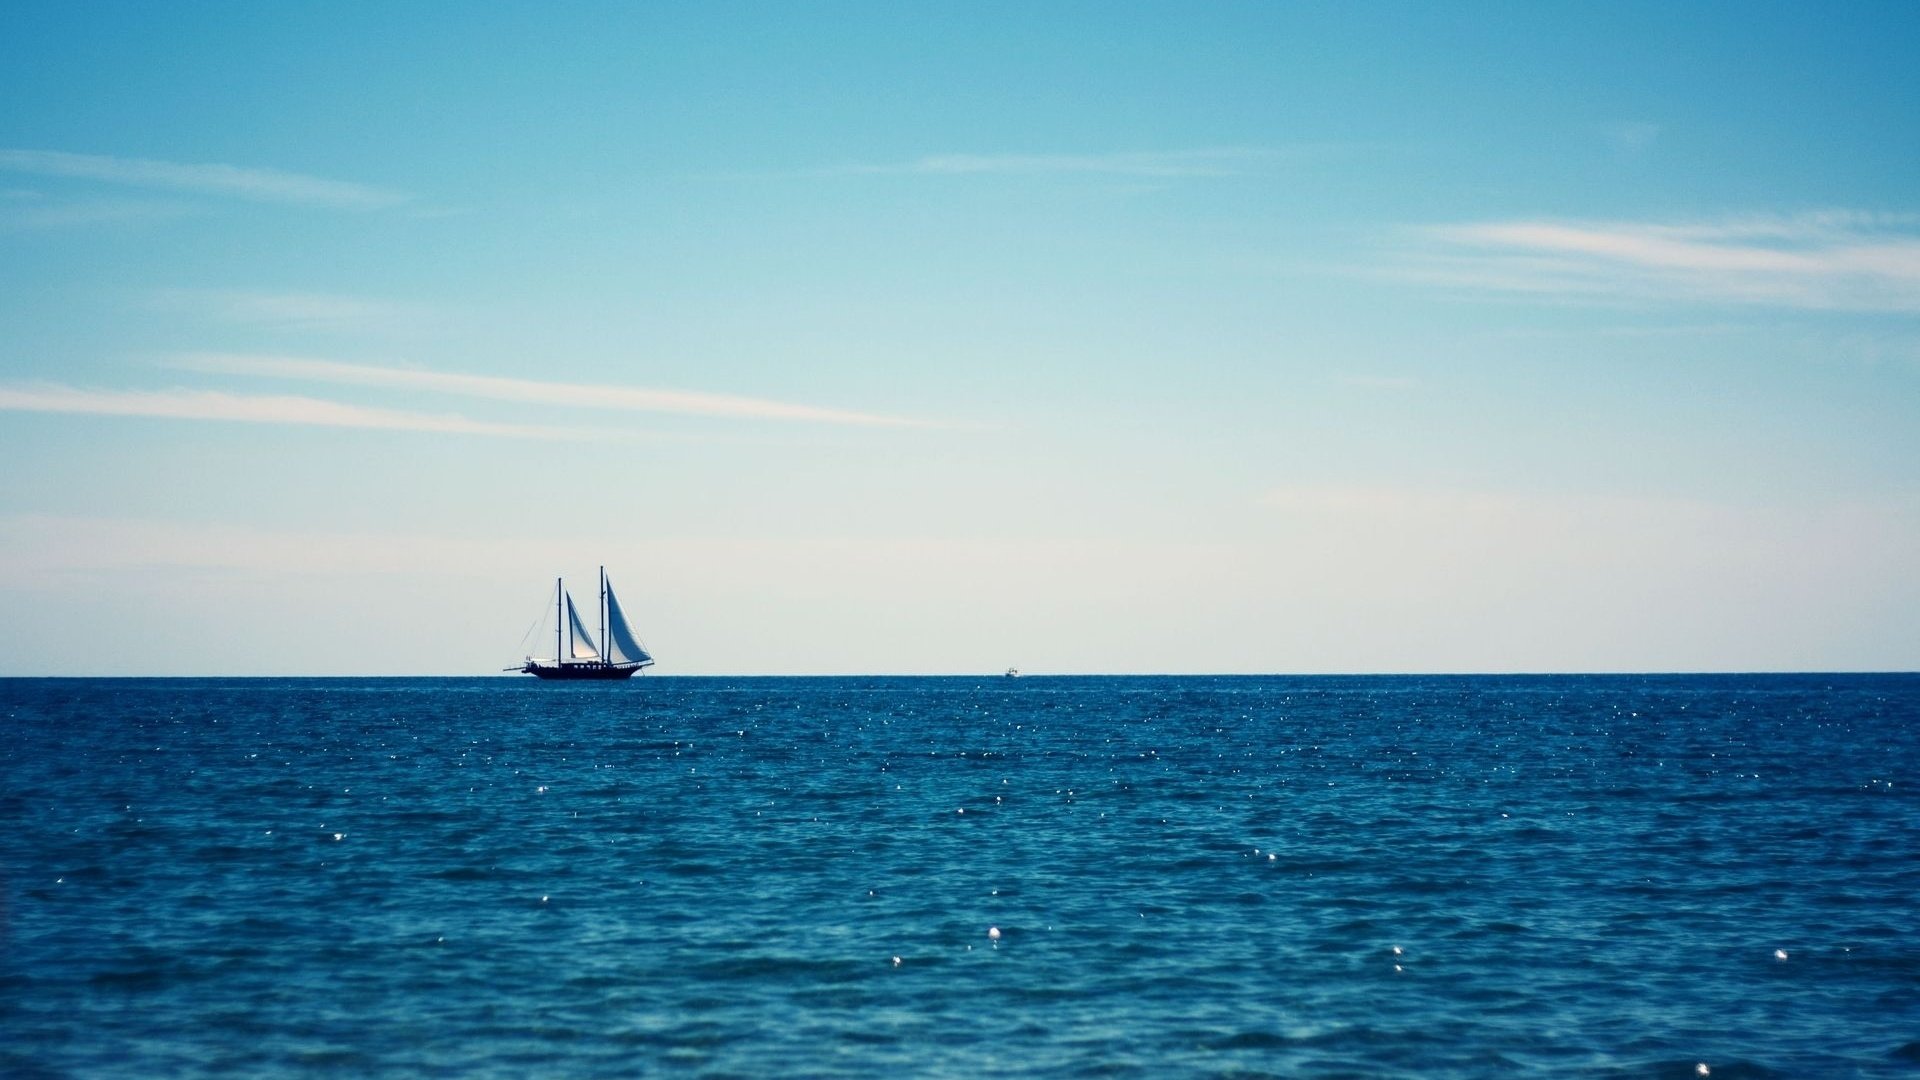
[2,2,1916,674]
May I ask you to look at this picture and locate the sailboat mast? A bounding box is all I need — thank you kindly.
[600,565,608,664]
[555,577,563,666]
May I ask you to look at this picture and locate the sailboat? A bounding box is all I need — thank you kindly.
[515,566,654,680]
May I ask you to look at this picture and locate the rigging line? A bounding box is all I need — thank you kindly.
[515,581,555,655]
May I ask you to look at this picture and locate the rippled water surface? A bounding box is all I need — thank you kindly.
[3,675,1918,1077]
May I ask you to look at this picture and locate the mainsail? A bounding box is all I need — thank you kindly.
[603,576,653,667]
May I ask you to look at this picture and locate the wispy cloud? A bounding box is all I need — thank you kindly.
[0,149,407,209]
[148,289,432,332]
[172,353,928,428]
[1602,121,1661,154]
[1399,211,1920,311]
[0,384,576,439]
[819,146,1325,179]
[1334,374,1420,392]
[0,193,196,230]
[0,514,532,589]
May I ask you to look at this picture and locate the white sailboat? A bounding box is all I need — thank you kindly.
[515,567,654,680]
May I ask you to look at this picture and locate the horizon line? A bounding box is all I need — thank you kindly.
[5,669,1913,679]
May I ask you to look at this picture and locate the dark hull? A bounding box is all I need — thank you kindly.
[522,662,643,681]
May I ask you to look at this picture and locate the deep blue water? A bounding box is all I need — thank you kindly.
[2,675,1918,1078]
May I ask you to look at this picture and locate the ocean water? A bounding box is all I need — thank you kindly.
[2,675,1917,1078]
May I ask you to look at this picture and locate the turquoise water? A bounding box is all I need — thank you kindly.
[3,675,1917,1077]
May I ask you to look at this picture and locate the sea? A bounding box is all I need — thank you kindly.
[2,674,1917,1078]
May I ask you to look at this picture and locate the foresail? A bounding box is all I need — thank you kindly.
[603,579,654,666]
[565,593,601,659]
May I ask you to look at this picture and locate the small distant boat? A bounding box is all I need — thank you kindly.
[513,566,654,680]
[1004,667,1020,679]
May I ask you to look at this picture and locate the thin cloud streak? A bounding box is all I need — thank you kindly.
[1404,212,1920,312]
[0,384,577,439]
[0,149,408,209]
[0,195,196,230]
[174,353,927,428]
[149,289,432,332]
[1335,374,1420,392]
[820,146,1326,179]
[0,513,540,584]
[1602,121,1661,154]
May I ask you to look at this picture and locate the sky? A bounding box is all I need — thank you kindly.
[2,1,1917,675]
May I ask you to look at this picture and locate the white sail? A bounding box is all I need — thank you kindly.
[604,578,654,666]
[565,593,601,659]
